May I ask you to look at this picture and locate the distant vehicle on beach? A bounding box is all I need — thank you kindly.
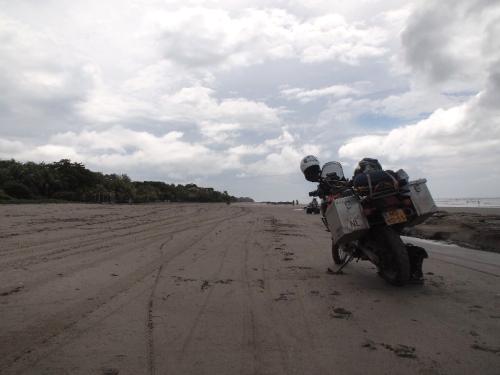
[305,198,320,214]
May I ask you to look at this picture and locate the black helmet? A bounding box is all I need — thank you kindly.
[357,158,382,173]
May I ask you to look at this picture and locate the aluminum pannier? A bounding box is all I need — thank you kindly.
[325,196,370,245]
[407,179,437,226]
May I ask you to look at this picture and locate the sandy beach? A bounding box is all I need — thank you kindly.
[1,203,499,375]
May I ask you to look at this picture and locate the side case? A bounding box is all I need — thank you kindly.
[408,179,437,225]
[325,196,370,245]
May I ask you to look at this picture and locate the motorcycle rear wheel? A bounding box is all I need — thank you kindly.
[332,242,349,265]
[375,227,410,286]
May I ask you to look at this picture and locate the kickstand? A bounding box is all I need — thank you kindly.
[334,254,354,274]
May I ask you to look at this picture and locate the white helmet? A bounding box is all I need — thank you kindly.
[300,155,321,182]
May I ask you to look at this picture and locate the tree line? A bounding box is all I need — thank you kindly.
[0,159,253,204]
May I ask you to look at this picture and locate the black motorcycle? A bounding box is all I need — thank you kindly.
[302,158,436,286]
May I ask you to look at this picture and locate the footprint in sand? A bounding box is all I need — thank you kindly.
[330,306,352,319]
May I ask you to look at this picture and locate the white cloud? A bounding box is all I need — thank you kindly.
[281,84,359,103]
[0,127,239,178]
[244,142,321,177]
[1,0,498,200]
[0,138,25,154]
[341,69,499,196]
[1,8,286,137]
[401,0,500,90]
[0,14,93,135]
[0,127,317,182]
[337,0,500,198]
[339,102,474,161]
[226,129,296,159]
[199,122,241,144]
[375,89,468,118]
[318,86,470,122]
[228,144,269,157]
[233,129,321,176]
[80,83,282,131]
[155,7,388,68]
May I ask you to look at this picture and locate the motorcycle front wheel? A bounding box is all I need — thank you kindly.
[374,227,410,286]
[332,242,349,265]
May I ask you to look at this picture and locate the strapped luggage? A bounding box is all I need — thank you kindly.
[353,170,402,198]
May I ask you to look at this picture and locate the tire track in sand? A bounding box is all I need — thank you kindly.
[1,207,248,374]
[0,207,245,296]
[248,214,292,374]
[0,206,206,268]
[146,208,250,375]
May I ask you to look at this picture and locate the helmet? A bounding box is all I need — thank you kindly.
[358,158,382,173]
[300,155,321,182]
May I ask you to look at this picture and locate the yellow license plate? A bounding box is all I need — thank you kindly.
[383,209,407,225]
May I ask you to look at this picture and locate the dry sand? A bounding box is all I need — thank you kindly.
[1,203,499,374]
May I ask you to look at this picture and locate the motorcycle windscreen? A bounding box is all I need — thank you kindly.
[321,161,344,180]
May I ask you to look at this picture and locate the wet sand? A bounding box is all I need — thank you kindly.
[1,203,499,374]
[443,207,500,215]
[404,207,500,253]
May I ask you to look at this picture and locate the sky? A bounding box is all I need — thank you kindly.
[0,0,499,201]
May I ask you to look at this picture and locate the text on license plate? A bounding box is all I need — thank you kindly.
[383,209,407,225]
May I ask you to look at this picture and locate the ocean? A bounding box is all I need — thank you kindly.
[435,197,500,208]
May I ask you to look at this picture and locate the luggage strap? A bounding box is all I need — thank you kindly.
[365,173,373,198]
[384,171,399,190]
[364,171,399,198]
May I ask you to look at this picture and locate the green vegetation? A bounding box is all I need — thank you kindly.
[0,159,252,204]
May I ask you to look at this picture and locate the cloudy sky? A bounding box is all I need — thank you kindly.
[1,0,499,201]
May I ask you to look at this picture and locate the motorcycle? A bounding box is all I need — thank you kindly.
[305,198,320,214]
[301,157,436,286]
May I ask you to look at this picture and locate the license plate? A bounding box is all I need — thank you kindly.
[383,209,407,225]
